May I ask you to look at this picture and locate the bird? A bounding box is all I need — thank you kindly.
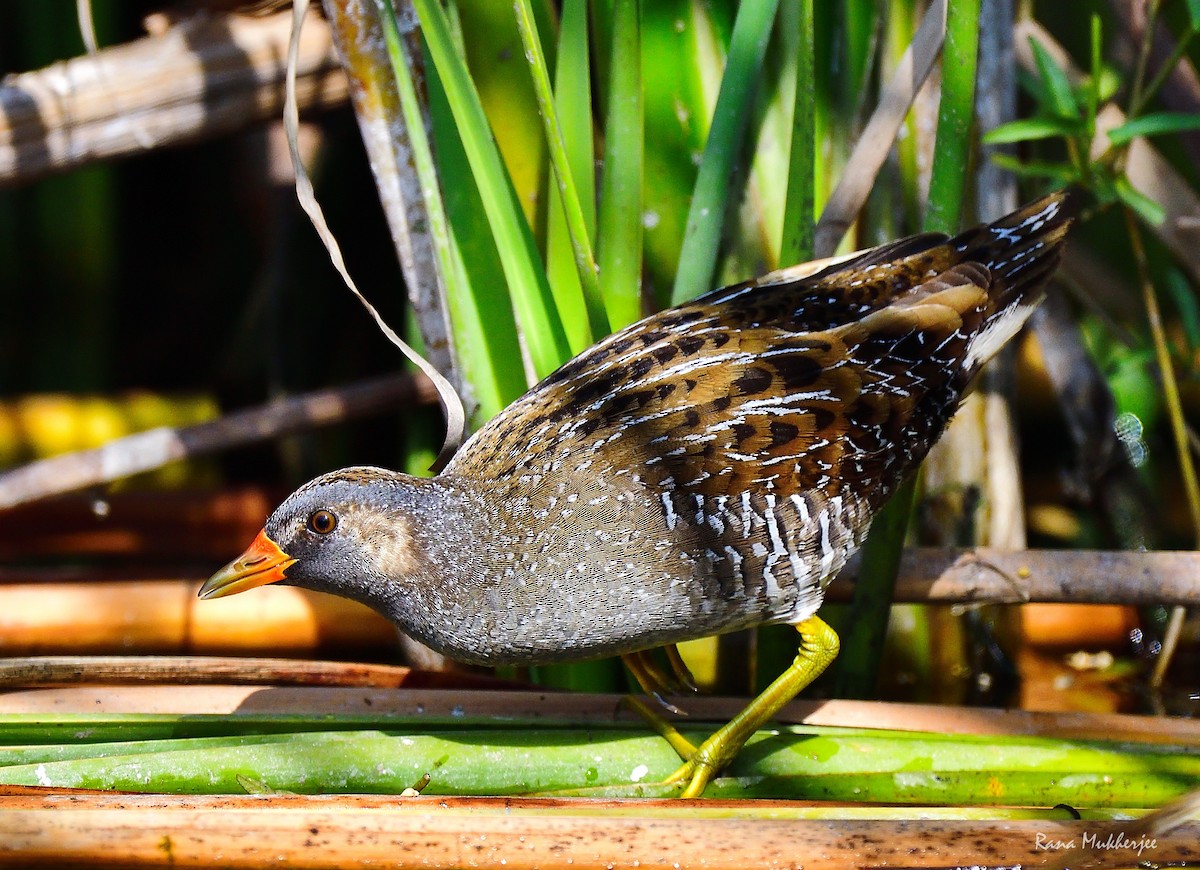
[201,192,1072,797]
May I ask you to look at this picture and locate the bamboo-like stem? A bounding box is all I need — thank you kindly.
[596,0,644,329]
[0,580,399,657]
[0,657,513,690]
[0,720,1195,804]
[5,688,1200,745]
[923,0,982,235]
[779,0,816,266]
[0,790,1155,819]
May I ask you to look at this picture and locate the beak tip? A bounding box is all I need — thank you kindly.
[198,530,294,602]
[197,567,237,600]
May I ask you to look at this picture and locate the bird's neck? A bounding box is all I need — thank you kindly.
[350,474,505,660]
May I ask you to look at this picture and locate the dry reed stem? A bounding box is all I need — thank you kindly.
[0,373,436,510]
[0,793,1191,869]
[0,489,277,562]
[0,657,512,690]
[0,9,347,188]
[811,0,947,257]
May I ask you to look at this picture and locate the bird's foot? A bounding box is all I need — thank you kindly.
[627,616,842,798]
[660,740,733,798]
[621,695,737,798]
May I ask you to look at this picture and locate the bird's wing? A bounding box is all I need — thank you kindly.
[454,194,1071,512]
[456,264,987,512]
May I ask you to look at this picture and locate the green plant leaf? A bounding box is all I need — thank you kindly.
[1107,111,1200,145]
[596,0,644,330]
[670,0,782,305]
[1096,65,1122,103]
[988,154,1080,184]
[780,0,816,265]
[545,0,604,354]
[1165,268,1200,353]
[1115,176,1166,226]
[424,46,528,418]
[1188,0,1200,31]
[412,0,571,380]
[1029,36,1080,119]
[515,0,609,350]
[639,1,712,306]
[982,116,1086,144]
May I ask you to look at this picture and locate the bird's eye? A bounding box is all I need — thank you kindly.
[308,510,338,534]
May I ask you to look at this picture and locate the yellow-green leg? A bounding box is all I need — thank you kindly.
[665,615,840,798]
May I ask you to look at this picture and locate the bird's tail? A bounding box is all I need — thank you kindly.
[939,191,1074,372]
[952,190,1075,315]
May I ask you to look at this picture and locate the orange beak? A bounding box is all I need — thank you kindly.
[198,530,296,600]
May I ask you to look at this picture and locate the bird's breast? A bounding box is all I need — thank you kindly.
[399,471,868,665]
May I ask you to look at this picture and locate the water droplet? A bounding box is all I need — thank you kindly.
[1114,412,1148,467]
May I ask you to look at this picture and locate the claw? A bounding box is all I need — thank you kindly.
[664,644,699,693]
[621,649,688,712]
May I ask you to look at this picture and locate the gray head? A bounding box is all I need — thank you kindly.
[199,466,437,605]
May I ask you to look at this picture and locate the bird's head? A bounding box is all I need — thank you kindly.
[199,467,431,603]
